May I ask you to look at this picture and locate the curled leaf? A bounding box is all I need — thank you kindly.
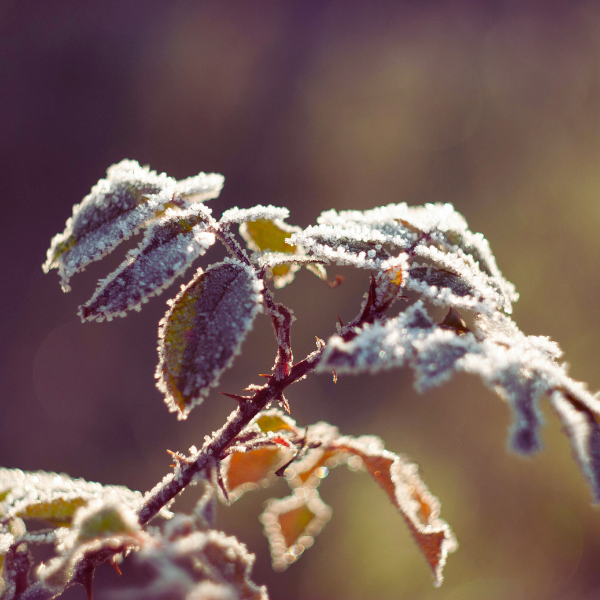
[287,433,457,586]
[550,390,600,502]
[156,259,263,419]
[79,204,216,322]
[260,491,331,571]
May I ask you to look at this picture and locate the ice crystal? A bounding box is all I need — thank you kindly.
[156,259,263,419]
[79,204,216,321]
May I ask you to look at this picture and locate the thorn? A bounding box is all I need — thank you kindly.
[275,456,296,477]
[259,373,273,378]
[337,315,344,327]
[315,336,326,350]
[219,392,253,403]
[109,558,122,576]
[216,466,230,504]
[332,369,337,384]
[276,392,291,414]
[440,307,470,334]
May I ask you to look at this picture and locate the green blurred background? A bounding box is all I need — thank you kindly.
[2,1,600,598]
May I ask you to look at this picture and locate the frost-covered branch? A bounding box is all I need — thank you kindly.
[21,160,600,600]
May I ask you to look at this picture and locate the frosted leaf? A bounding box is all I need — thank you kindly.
[0,468,151,527]
[156,259,263,419]
[411,329,474,391]
[79,204,216,322]
[260,491,332,571]
[320,299,600,466]
[175,172,224,202]
[124,530,267,600]
[318,302,435,374]
[549,391,600,502]
[220,205,290,225]
[238,216,304,288]
[407,244,515,314]
[43,160,177,291]
[289,223,391,270]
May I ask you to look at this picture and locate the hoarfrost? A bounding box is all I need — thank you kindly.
[319,300,600,462]
[43,160,224,291]
[219,205,289,225]
[156,259,263,419]
[175,172,224,202]
[79,204,216,321]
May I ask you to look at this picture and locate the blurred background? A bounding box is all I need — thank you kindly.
[2,1,600,598]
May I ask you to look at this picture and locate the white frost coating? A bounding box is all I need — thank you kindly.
[220,205,290,225]
[316,202,468,233]
[156,258,264,419]
[0,531,14,554]
[79,204,216,322]
[408,244,515,314]
[291,203,517,313]
[317,302,434,375]
[319,300,600,460]
[124,529,267,600]
[43,160,177,290]
[175,172,224,202]
[43,160,224,291]
[550,391,600,502]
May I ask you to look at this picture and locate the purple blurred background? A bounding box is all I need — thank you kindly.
[2,1,600,598]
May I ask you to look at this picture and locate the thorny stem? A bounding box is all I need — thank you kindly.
[49,222,395,599]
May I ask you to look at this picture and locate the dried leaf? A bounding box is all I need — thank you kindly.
[156,259,263,419]
[80,205,216,322]
[288,434,457,586]
[222,446,294,503]
[260,491,331,571]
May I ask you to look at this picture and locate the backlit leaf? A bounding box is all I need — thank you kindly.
[255,411,298,434]
[260,491,331,571]
[0,468,153,527]
[287,433,457,586]
[239,216,304,288]
[156,259,263,419]
[79,204,216,322]
[222,446,294,503]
